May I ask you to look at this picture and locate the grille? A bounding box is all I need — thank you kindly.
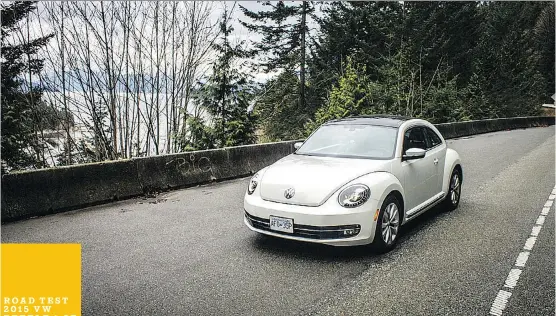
[245,211,360,240]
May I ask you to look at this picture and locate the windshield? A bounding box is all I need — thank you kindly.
[296,124,398,159]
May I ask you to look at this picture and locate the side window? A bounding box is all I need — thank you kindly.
[424,128,442,149]
[403,127,427,152]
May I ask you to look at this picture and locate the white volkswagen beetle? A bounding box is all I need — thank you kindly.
[244,115,462,252]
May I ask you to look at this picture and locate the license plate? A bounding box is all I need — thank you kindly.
[269,216,294,234]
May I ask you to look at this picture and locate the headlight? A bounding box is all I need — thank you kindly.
[247,173,259,195]
[338,184,370,208]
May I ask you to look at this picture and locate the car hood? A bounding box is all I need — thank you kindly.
[259,154,391,206]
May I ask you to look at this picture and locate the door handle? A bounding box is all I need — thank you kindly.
[433,158,439,165]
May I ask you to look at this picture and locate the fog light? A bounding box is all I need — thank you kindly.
[343,229,355,236]
[343,227,360,236]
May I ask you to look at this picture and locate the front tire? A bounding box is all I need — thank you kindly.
[443,168,462,211]
[371,195,401,253]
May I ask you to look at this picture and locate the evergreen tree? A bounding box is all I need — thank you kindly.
[181,115,216,152]
[1,1,53,171]
[473,2,548,118]
[310,2,403,84]
[532,2,555,100]
[304,1,550,130]
[306,52,465,133]
[403,1,481,86]
[253,69,304,141]
[181,4,256,150]
[240,1,314,111]
[306,57,374,134]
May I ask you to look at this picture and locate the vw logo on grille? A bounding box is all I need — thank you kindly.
[284,188,295,199]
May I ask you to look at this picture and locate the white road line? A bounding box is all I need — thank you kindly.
[531,225,542,237]
[490,290,512,316]
[488,187,554,315]
[523,237,536,251]
[514,252,529,267]
[503,269,522,289]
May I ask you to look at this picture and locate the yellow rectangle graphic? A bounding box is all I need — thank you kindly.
[1,244,81,316]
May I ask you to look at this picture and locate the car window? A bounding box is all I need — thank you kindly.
[296,124,398,159]
[424,127,442,148]
[403,127,427,152]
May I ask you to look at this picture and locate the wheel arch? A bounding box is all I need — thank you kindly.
[387,190,405,223]
[364,172,406,223]
[443,148,462,193]
[453,164,463,183]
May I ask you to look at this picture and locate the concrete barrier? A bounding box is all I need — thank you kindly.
[2,116,553,222]
[434,116,554,139]
[134,140,298,194]
[1,159,141,221]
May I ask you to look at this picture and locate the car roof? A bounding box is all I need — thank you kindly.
[324,115,414,127]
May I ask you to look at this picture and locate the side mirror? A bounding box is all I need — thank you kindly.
[294,142,303,150]
[403,148,426,161]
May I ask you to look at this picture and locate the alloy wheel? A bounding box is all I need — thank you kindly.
[450,173,461,205]
[381,202,400,245]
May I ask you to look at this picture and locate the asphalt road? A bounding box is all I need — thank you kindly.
[2,127,554,316]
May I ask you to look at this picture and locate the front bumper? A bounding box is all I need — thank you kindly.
[244,194,380,246]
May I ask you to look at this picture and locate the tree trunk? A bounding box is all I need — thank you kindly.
[60,2,71,164]
[100,2,117,159]
[299,1,307,110]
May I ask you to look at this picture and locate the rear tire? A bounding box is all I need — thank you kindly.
[443,168,462,211]
[371,195,401,253]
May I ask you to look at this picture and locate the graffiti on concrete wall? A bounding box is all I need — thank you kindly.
[166,154,213,175]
